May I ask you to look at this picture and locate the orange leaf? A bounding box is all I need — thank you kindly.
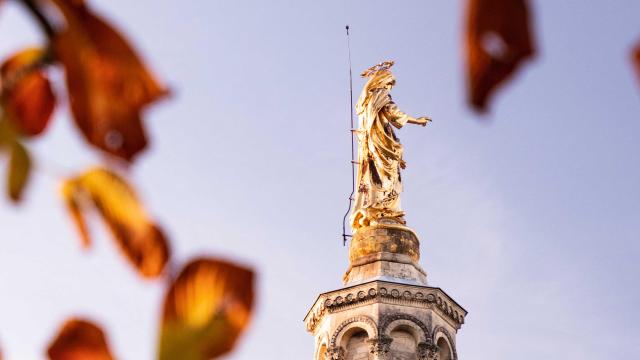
[61,179,91,247]
[465,0,536,112]
[7,140,31,202]
[61,167,170,278]
[633,41,640,85]
[158,258,255,360]
[51,0,168,161]
[47,318,115,360]
[0,48,56,136]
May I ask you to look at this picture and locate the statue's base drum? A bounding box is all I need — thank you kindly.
[344,224,428,286]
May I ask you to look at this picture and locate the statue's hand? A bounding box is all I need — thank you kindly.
[416,117,432,126]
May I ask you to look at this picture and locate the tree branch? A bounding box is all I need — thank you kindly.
[16,0,56,39]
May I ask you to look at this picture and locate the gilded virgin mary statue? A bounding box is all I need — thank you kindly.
[350,61,431,231]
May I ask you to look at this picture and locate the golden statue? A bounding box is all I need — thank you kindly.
[350,61,431,231]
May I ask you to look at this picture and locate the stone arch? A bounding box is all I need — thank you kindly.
[315,343,328,360]
[315,334,329,360]
[383,318,428,344]
[330,315,378,348]
[380,314,431,342]
[432,326,457,360]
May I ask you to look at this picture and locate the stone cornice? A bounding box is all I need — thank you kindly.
[304,280,467,334]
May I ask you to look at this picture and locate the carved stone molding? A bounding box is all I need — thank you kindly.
[304,281,466,333]
[368,335,393,359]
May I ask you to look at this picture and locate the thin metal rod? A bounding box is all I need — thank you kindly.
[342,25,356,245]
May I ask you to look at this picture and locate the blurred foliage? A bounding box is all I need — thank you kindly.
[633,41,640,84]
[159,259,255,360]
[61,167,170,278]
[0,48,55,136]
[47,319,115,360]
[465,0,536,112]
[51,0,168,161]
[0,0,255,359]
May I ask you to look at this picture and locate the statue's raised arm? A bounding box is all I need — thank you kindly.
[350,61,431,231]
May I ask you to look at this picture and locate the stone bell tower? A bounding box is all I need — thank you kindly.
[304,223,467,360]
[304,61,466,360]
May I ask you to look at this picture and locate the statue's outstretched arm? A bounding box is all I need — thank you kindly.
[383,102,431,128]
[407,117,431,126]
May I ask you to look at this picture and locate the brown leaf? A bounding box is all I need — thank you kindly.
[61,179,91,247]
[466,0,536,112]
[0,48,56,136]
[7,140,31,202]
[47,318,115,360]
[633,41,640,85]
[158,258,255,360]
[51,0,168,161]
[61,167,170,278]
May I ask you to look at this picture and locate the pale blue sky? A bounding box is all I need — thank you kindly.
[1,1,639,359]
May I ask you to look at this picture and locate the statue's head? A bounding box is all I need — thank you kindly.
[356,61,397,113]
[365,70,396,92]
[361,61,396,92]
[361,60,394,77]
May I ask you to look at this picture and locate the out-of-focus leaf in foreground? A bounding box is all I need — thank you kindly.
[633,41,640,85]
[51,0,168,161]
[158,258,255,360]
[0,119,32,203]
[47,318,115,360]
[7,141,31,202]
[0,48,56,136]
[465,0,536,112]
[61,167,170,278]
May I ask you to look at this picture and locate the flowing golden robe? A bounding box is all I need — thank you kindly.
[351,71,415,230]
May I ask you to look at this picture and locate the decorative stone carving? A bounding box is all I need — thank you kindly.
[304,282,466,334]
[417,341,439,360]
[326,347,345,360]
[368,335,393,359]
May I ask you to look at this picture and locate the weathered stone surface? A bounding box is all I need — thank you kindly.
[344,225,427,286]
[349,225,420,263]
[343,253,427,286]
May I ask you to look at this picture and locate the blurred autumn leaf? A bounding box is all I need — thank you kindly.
[47,318,115,360]
[7,140,31,202]
[465,0,536,112]
[0,48,55,137]
[0,117,32,203]
[61,167,170,278]
[158,258,255,360]
[50,0,168,161]
[633,41,640,84]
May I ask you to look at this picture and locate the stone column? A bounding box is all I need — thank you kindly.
[417,342,440,360]
[326,347,345,360]
[368,336,392,360]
